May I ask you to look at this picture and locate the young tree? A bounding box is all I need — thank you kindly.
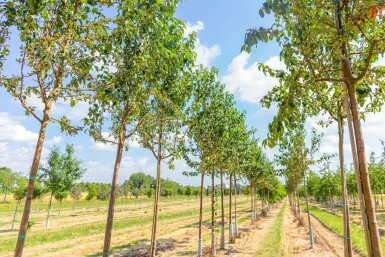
[1,2,107,254]
[0,167,18,203]
[11,176,43,231]
[243,2,385,255]
[97,184,110,212]
[39,144,85,228]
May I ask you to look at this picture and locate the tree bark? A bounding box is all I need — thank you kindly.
[234,176,238,238]
[220,171,225,249]
[343,83,374,257]
[150,149,162,257]
[102,138,124,257]
[198,172,205,257]
[229,174,234,243]
[11,200,20,230]
[211,170,216,256]
[347,83,382,257]
[304,174,314,249]
[338,111,353,257]
[15,118,49,257]
[46,192,53,229]
[3,190,7,203]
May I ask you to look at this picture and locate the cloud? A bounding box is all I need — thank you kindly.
[185,21,221,67]
[0,112,38,142]
[306,108,385,170]
[222,52,285,103]
[0,112,65,173]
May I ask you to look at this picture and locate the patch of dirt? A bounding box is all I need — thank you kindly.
[283,203,361,257]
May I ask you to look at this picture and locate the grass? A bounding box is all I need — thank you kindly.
[302,204,385,256]
[254,200,286,257]
[0,198,249,255]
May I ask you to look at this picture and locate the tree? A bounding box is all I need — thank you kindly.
[86,184,98,201]
[243,2,385,255]
[97,184,110,212]
[1,2,107,254]
[136,9,196,256]
[0,167,18,203]
[39,144,85,228]
[11,176,43,231]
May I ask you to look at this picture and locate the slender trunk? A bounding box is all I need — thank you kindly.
[381,188,384,209]
[344,83,381,257]
[211,171,216,256]
[102,138,124,257]
[198,172,205,257]
[3,189,7,203]
[220,171,225,249]
[304,174,314,249]
[11,200,20,230]
[250,184,254,223]
[338,112,353,257]
[46,192,53,229]
[229,174,234,243]
[98,199,101,212]
[336,3,382,253]
[375,189,378,213]
[267,189,270,212]
[234,176,238,238]
[150,154,162,257]
[15,118,49,257]
[57,199,62,222]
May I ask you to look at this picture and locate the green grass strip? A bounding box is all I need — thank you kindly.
[255,201,286,257]
[302,204,385,257]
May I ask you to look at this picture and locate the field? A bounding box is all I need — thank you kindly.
[0,194,257,256]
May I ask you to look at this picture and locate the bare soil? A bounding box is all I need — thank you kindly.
[283,204,361,257]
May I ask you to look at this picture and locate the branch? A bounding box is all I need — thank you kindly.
[355,38,385,82]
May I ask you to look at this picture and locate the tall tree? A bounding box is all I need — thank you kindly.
[1,2,107,255]
[243,2,385,255]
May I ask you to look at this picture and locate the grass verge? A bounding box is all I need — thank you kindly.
[302,204,385,257]
[255,201,286,257]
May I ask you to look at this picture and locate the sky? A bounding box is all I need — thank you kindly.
[1,1,385,186]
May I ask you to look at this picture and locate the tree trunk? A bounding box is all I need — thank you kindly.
[57,199,62,222]
[98,199,101,212]
[46,192,53,229]
[234,176,238,238]
[229,174,234,243]
[346,83,382,256]
[15,119,49,257]
[250,185,254,222]
[220,171,225,250]
[198,172,205,257]
[304,174,314,249]
[3,189,7,203]
[343,83,375,257]
[150,154,162,257]
[11,200,20,230]
[211,171,216,256]
[338,112,353,257]
[381,188,384,209]
[102,138,124,257]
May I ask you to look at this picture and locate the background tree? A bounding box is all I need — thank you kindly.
[0,167,18,203]
[39,144,85,228]
[11,176,43,231]
[97,184,110,212]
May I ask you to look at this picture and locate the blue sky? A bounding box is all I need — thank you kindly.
[1,1,385,186]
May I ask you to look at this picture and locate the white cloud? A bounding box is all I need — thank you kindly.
[185,21,221,67]
[0,112,65,173]
[0,112,38,142]
[222,52,285,103]
[306,108,385,170]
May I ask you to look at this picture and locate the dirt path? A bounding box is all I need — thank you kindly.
[111,203,284,257]
[283,204,361,257]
